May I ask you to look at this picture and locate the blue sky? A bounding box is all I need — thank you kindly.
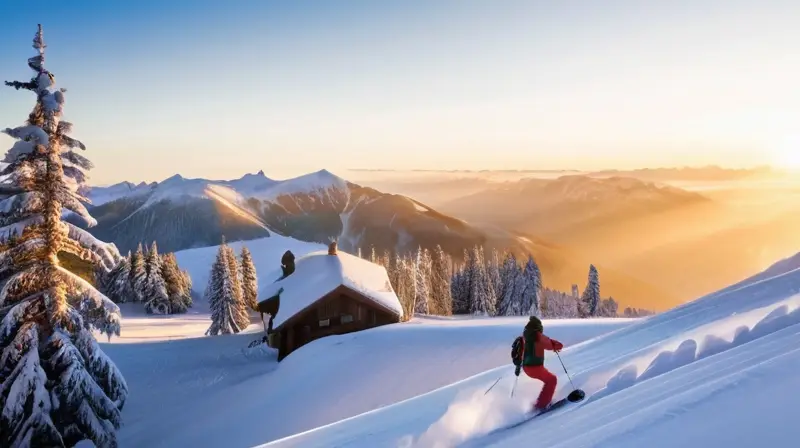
[1,0,799,184]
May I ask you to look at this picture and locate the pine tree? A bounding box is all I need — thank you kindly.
[429,245,452,316]
[143,241,169,314]
[205,244,241,335]
[103,253,133,304]
[580,264,600,317]
[497,252,520,315]
[393,254,416,320]
[468,245,495,316]
[542,287,580,318]
[129,242,146,302]
[413,247,431,315]
[518,255,541,316]
[224,244,250,330]
[160,252,192,314]
[240,246,258,311]
[487,248,502,311]
[0,25,127,447]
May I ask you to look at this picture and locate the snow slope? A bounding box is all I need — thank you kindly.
[261,253,800,448]
[96,309,630,447]
[174,234,325,295]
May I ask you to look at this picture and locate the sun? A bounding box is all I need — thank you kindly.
[770,136,800,171]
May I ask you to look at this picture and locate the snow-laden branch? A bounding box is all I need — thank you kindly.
[3,125,49,147]
[62,150,92,170]
[59,189,97,227]
[58,266,122,338]
[0,215,44,243]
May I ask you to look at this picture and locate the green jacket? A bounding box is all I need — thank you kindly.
[522,328,545,366]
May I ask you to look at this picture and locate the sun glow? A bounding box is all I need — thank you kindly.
[770,136,800,171]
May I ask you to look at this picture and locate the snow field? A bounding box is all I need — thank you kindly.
[96,311,628,448]
[262,261,800,448]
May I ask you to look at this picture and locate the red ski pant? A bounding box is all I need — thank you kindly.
[523,365,557,409]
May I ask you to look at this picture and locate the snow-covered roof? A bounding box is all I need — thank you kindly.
[259,249,403,329]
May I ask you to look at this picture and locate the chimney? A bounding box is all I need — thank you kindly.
[328,240,338,255]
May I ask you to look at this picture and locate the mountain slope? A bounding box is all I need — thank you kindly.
[100,310,631,447]
[260,250,800,448]
[84,170,676,308]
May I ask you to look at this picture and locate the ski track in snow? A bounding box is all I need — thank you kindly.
[260,263,800,448]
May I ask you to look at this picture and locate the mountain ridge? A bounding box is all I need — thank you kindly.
[80,169,678,309]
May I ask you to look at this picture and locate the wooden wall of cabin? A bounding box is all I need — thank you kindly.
[279,290,400,360]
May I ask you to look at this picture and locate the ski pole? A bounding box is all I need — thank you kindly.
[510,376,519,398]
[484,375,504,395]
[554,350,577,391]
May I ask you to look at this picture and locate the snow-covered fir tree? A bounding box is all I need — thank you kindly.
[129,242,146,302]
[239,246,258,311]
[0,25,127,447]
[393,254,416,319]
[205,244,242,335]
[487,248,502,310]
[542,287,580,318]
[143,241,169,314]
[102,252,133,303]
[497,252,520,315]
[598,296,619,317]
[579,264,600,317]
[429,245,453,315]
[160,252,192,313]
[517,255,541,316]
[224,244,250,330]
[468,245,495,316]
[413,247,431,315]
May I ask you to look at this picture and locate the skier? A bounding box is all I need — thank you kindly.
[518,316,564,412]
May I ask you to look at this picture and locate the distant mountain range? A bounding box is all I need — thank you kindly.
[79,169,522,256]
[78,169,678,310]
[439,174,713,241]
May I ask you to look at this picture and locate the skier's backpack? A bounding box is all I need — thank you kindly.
[511,336,524,367]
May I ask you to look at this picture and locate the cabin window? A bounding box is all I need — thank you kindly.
[341,314,353,324]
[319,318,330,327]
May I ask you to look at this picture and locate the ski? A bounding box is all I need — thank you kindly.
[486,389,585,437]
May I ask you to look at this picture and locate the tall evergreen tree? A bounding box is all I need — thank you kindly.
[580,264,600,317]
[413,247,431,315]
[224,244,250,330]
[205,244,241,335]
[468,245,495,316]
[498,252,521,315]
[239,246,258,311]
[103,253,133,304]
[487,248,502,310]
[160,252,192,313]
[0,25,127,447]
[143,241,169,314]
[129,242,146,302]
[429,245,453,316]
[519,255,541,316]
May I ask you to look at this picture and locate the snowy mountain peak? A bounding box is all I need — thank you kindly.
[162,173,186,185]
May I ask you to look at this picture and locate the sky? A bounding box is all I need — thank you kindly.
[1,0,799,185]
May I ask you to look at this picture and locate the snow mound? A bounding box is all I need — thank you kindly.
[174,234,325,295]
[260,253,800,448]
[260,249,402,329]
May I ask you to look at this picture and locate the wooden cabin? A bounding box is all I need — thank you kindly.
[257,241,403,361]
